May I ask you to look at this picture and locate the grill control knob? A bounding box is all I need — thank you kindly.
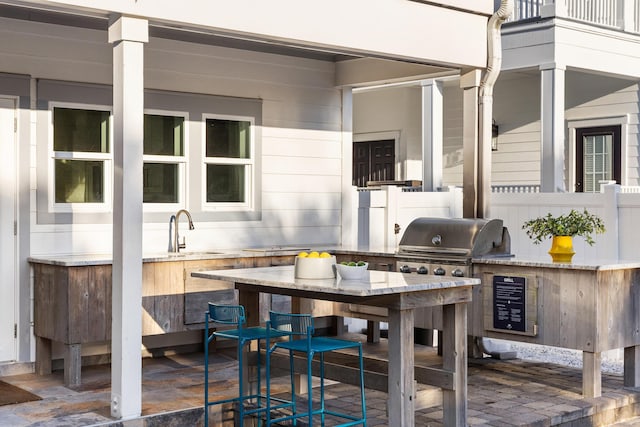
[452,268,465,277]
[417,266,428,275]
[433,267,446,276]
[399,265,412,273]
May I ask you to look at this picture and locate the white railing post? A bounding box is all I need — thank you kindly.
[542,0,568,17]
[621,0,636,31]
[450,186,464,218]
[365,189,388,249]
[600,183,620,260]
[384,186,400,248]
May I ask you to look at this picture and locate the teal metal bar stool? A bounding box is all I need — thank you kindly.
[204,303,289,427]
[265,311,367,426]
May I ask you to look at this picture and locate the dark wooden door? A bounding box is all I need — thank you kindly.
[575,125,621,192]
[353,139,395,187]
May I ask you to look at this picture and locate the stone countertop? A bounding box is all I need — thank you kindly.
[192,265,479,297]
[473,256,640,271]
[27,245,399,267]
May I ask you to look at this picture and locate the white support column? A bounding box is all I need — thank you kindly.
[460,70,481,218]
[540,63,566,192]
[108,15,148,420]
[341,88,356,248]
[421,79,444,192]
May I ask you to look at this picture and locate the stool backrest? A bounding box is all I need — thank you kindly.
[207,303,245,327]
[269,311,314,337]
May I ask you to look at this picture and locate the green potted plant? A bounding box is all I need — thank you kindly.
[522,209,605,263]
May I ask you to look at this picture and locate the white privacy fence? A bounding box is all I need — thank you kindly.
[356,184,640,262]
[356,186,463,249]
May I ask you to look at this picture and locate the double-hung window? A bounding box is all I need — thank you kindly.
[52,106,111,210]
[143,113,186,206]
[204,115,254,209]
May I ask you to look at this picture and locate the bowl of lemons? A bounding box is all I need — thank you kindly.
[294,251,336,279]
[336,261,369,280]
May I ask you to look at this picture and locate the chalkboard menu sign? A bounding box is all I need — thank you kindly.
[493,275,526,332]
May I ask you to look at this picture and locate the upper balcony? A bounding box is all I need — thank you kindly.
[509,0,640,33]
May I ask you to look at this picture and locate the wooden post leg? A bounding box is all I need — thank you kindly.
[366,320,380,343]
[624,346,640,388]
[239,287,260,399]
[64,343,82,387]
[35,336,52,375]
[290,296,306,395]
[442,303,467,427]
[335,316,345,336]
[387,307,414,426]
[583,351,602,398]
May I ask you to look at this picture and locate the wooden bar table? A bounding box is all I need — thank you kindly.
[472,258,640,398]
[193,265,479,427]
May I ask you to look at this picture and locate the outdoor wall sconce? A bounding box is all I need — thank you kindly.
[491,120,499,151]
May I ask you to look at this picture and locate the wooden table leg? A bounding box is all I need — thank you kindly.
[387,307,415,426]
[583,351,602,398]
[64,343,82,387]
[35,336,52,376]
[366,320,380,343]
[624,345,640,388]
[442,302,467,427]
[238,287,261,400]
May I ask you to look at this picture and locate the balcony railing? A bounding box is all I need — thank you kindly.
[510,0,640,33]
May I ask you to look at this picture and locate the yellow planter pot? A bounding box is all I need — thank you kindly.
[548,235,575,263]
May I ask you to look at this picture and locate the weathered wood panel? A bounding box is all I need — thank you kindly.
[473,263,640,352]
[142,262,185,335]
[33,264,66,342]
[184,257,254,325]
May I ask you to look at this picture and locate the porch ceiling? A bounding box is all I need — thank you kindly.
[0,0,482,85]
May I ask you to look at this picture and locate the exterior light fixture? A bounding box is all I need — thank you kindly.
[491,120,499,151]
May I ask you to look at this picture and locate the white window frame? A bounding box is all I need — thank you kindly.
[142,109,189,212]
[201,113,255,212]
[568,115,628,193]
[48,102,113,213]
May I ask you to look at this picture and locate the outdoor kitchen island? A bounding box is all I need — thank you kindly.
[471,257,640,398]
[193,265,480,427]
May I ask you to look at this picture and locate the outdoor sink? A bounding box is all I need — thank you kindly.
[243,246,310,253]
[167,251,222,257]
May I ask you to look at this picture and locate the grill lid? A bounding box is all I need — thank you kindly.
[397,217,510,259]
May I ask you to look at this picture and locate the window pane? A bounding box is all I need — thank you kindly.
[206,164,245,202]
[55,159,104,203]
[143,163,179,203]
[144,115,184,156]
[205,119,250,158]
[583,134,613,192]
[54,108,109,153]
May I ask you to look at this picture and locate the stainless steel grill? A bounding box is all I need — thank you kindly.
[396,217,512,277]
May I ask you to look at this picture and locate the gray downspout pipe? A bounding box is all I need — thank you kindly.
[477,0,514,219]
[477,0,516,360]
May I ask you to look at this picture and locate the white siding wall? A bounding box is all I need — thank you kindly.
[492,74,541,186]
[493,71,640,189]
[564,72,640,187]
[0,17,345,255]
[353,82,466,187]
[352,86,422,181]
